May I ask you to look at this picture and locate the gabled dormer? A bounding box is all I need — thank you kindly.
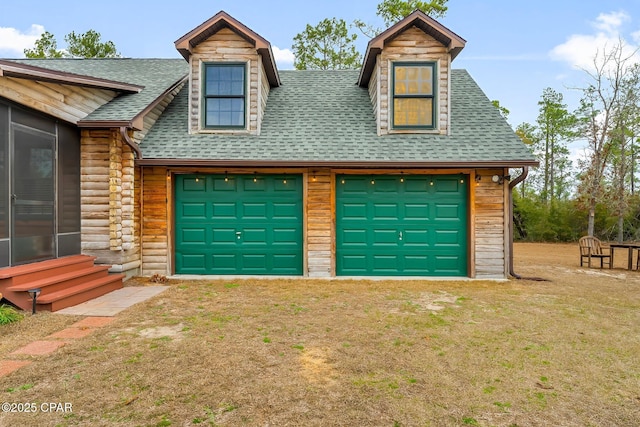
[357,10,466,136]
[175,11,280,135]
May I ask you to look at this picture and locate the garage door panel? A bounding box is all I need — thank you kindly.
[340,254,368,274]
[212,202,236,218]
[435,204,460,220]
[242,228,267,243]
[241,254,267,269]
[405,203,429,219]
[372,177,398,192]
[240,178,264,191]
[341,203,367,219]
[342,229,367,245]
[373,203,399,219]
[180,228,207,243]
[403,229,429,245]
[273,228,299,244]
[274,178,299,191]
[182,177,206,192]
[213,178,236,191]
[179,254,206,270]
[212,254,236,270]
[435,230,462,245]
[434,178,461,192]
[404,254,430,272]
[211,228,236,244]
[373,229,399,244]
[433,255,464,274]
[372,254,399,272]
[272,254,301,272]
[176,174,302,275]
[242,202,267,219]
[404,179,429,192]
[273,203,299,219]
[337,174,467,276]
[181,203,207,219]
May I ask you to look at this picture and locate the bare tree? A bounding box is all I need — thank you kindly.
[575,39,638,237]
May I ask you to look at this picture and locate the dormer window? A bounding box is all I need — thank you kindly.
[203,63,246,128]
[392,62,436,129]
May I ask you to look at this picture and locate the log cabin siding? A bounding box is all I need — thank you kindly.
[81,128,140,271]
[474,170,507,278]
[188,28,267,134]
[307,170,333,277]
[377,26,450,135]
[0,76,116,124]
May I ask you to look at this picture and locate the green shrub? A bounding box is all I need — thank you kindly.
[0,304,23,325]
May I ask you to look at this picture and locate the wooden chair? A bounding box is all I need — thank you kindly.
[579,236,612,269]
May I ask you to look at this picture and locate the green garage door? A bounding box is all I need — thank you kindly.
[336,174,467,276]
[175,174,303,275]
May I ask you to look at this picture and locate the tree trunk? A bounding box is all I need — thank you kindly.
[617,215,624,243]
[587,203,596,237]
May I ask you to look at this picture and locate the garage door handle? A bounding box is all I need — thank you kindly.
[399,231,403,241]
[236,231,242,240]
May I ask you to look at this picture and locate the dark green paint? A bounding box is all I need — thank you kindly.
[336,174,468,276]
[175,174,303,275]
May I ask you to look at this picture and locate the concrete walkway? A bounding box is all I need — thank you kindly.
[55,286,169,316]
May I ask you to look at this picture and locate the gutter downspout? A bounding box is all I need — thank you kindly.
[120,126,142,159]
[508,167,528,279]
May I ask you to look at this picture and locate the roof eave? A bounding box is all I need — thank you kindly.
[174,10,280,87]
[357,10,467,87]
[78,117,144,131]
[0,59,144,93]
[135,159,539,168]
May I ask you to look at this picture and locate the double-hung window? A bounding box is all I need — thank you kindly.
[203,63,246,128]
[392,62,436,129]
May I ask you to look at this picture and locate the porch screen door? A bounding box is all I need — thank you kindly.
[11,125,55,264]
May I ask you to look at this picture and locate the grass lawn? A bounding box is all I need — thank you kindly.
[1,243,639,426]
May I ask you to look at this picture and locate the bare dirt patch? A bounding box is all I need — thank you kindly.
[1,243,639,426]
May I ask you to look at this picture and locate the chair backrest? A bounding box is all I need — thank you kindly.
[579,236,604,255]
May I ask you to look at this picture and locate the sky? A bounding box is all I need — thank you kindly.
[1,0,640,130]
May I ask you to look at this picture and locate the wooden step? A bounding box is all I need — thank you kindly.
[37,274,125,312]
[0,255,97,286]
[7,265,111,294]
[0,255,123,312]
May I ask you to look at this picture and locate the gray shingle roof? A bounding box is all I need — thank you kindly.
[6,58,188,122]
[140,69,536,165]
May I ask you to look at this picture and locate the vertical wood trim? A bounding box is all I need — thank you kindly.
[447,54,452,135]
[306,169,332,277]
[376,56,382,136]
[473,168,507,278]
[469,170,477,278]
[303,170,308,276]
[503,168,510,277]
[330,172,336,276]
[140,166,169,276]
[137,165,144,272]
[257,56,262,135]
[166,170,174,275]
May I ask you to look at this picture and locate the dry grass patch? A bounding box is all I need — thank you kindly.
[0,243,639,426]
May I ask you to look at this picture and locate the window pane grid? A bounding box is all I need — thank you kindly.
[203,64,246,128]
[393,63,435,129]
